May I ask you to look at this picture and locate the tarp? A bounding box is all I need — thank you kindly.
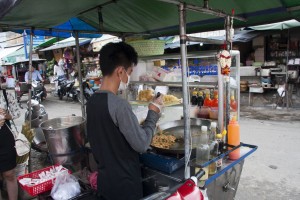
[13,18,101,38]
[245,19,300,30]
[1,0,300,36]
[4,46,27,63]
[0,45,23,61]
[39,37,91,51]
[34,37,62,49]
[91,34,121,52]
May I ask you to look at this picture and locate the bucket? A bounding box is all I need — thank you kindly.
[40,116,86,165]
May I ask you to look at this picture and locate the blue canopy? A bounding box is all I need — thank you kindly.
[13,18,101,38]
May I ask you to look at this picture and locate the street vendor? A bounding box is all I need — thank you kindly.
[86,42,163,200]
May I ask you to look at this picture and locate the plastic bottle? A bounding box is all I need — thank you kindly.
[197,91,204,107]
[209,122,217,142]
[208,141,218,175]
[228,117,240,160]
[216,133,223,170]
[196,126,209,181]
[203,91,212,107]
[230,95,237,111]
[208,122,218,175]
[191,91,198,105]
[211,90,218,108]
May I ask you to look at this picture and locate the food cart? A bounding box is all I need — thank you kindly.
[0,0,277,199]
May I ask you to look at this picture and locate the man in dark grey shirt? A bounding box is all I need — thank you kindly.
[86,42,163,200]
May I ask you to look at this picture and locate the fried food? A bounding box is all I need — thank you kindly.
[163,95,180,104]
[138,89,154,101]
[151,131,176,149]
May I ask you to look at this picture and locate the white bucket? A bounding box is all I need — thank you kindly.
[15,162,27,177]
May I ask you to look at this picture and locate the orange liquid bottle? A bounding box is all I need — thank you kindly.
[203,91,212,107]
[211,90,218,108]
[230,95,237,111]
[227,117,240,160]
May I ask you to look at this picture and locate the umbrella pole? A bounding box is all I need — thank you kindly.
[286,29,290,109]
[27,29,34,173]
[75,31,86,118]
[179,3,190,179]
[28,29,33,127]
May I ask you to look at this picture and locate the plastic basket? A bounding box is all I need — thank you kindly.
[127,40,165,56]
[17,165,71,196]
[140,153,184,174]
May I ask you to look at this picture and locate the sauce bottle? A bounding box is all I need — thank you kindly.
[203,91,212,107]
[191,91,198,105]
[228,117,240,160]
[197,91,204,107]
[196,126,209,181]
[208,122,218,175]
[211,90,218,108]
[230,95,237,111]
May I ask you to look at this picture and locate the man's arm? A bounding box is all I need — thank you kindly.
[115,101,160,153]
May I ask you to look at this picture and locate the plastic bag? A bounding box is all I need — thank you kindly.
[88,171,98,190]
[51,173,81,200]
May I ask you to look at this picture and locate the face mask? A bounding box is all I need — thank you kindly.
[118,69,130,91]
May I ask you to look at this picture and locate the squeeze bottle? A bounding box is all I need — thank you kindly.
[227,117,240,160]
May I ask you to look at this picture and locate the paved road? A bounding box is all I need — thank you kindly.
[15,94,300,199]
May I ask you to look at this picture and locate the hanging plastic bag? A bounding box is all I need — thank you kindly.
[51,173,81,200]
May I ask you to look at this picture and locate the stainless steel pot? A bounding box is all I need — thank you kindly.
[40,116,86,165]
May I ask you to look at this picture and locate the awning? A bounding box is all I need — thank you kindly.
[245,19,300,30]
[1,1,300,37]
[39,37,92,51]
[4,46,29,63]
[34,37,63,49]
[13,18,102,38]
[0,45,23,61]
[91,34,121,52]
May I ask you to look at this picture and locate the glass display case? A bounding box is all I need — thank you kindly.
[127,50,241,126]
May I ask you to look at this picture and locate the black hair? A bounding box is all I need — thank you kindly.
[100,42,138,76]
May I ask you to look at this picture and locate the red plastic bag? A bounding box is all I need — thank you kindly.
[88,171,98,190]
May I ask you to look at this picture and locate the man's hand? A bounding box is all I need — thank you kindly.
[148,94,164,114]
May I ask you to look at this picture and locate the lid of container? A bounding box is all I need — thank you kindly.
[201,126,208,132]
[211,122,217,128]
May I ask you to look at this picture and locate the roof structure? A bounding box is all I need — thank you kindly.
[1,0,300,37]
